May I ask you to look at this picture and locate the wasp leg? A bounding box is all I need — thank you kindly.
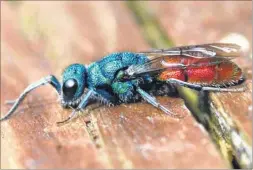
[57,89,116,125]
[1,75,61,122]
[57,90,94,125]
[166,78,246,92]
[201,86,246,92]
[199,85,246,110]
[166,78,202,90]
[94,89,117,106]
[136,87,184,119]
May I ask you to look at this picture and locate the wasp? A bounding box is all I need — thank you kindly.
[0,43,246,124]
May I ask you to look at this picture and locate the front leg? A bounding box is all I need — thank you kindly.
[57,89,115,125]
[57,90,94,124]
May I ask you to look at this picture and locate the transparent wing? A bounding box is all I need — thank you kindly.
[125,56,228,78]
[138,43,241,58]
[124,43,242,79]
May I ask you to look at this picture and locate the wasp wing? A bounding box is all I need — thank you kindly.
[125,56,227,78]
[138,43,241,59]
[125,43,242,79]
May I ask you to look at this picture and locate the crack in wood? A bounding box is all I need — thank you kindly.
[82,109,134,169]
[210,94,253,168]
[126,1,252,168]
[84,116,101,149]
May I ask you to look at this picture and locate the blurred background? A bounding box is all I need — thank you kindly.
[1,1,252,169]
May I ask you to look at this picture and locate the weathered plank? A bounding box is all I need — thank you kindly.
[93,98,226,168]
[1,2,108,169]
[147,0,252,138]
[144,1,252,168]
[1,1,228,169]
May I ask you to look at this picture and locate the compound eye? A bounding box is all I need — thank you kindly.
[63,79,78,99]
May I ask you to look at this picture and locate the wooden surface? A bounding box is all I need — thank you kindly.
[1,1,252,169]
[145,1,252,168]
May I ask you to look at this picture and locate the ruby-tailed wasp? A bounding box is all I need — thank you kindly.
[0,43,246,124]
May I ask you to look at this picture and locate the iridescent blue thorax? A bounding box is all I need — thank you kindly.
[87,52,149,88]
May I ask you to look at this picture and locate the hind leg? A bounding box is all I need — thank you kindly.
[166,78,246,92]
[136,87,184,118]
[166,78,246,113]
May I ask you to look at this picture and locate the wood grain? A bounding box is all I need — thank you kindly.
[146,1,252,168]
[0,1,242,169]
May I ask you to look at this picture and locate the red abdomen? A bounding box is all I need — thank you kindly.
[157,56,244,87]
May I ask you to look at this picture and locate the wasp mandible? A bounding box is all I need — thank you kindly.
[1,43,246,124]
